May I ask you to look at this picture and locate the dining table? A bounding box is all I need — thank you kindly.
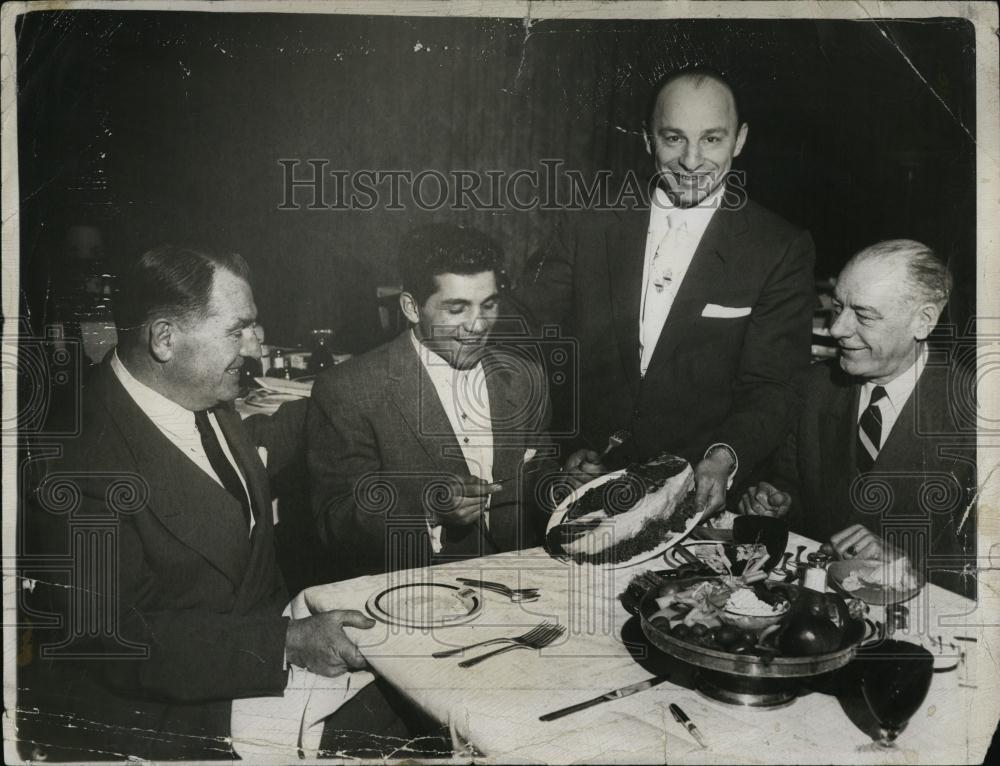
[302,532,998,764]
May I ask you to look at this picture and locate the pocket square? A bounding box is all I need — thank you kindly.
[701,303,751,318]
[522,448,538,463]
[257,446,269,468]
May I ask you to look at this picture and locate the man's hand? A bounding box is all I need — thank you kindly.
[738,481,791,518]
[431,476,502,527]
[285,609,376,677]
[693,451,735,517]
[562,448,606,489]
[830,523,900,562]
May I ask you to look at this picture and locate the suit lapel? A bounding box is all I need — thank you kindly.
[483,351,520,483]
[386,332,464,471]
[644,204,738,378]
[481,352,523,552]
[606,211,648,397]
[96,365,251,588]
[214,406,277,605]
[874,360,948,476]
[819,381,861,535]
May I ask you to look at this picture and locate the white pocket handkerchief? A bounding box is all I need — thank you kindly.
[257,446,269,468]
[701,303,751,318]
[522,448,538,463]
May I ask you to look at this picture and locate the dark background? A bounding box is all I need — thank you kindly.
[16,10,977,349]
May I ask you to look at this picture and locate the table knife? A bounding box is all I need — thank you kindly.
[539,675,669,722]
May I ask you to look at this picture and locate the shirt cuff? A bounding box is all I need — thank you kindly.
[703,443,739,490]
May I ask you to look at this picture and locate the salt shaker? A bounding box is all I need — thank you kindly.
[803,551,831,592]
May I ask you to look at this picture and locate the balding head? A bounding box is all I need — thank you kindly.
[830,239,949,384]
[850,239,952,313]
[645,67,742,132]
[643,67,748,208]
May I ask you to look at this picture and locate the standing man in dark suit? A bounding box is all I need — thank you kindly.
[26,246,385,759]
[514,67,816,515]
[740,240,976,597]
[308,224,557,578]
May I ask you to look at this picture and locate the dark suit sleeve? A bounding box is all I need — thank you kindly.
[104,531,290,703]
[708,229,815,483]
[306,369,431,576]
[307,373,374,550]
[497,360,564,547]
[32,475,289,704]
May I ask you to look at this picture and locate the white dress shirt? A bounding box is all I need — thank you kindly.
[410,331,494,551]
[639,184,724,376]
[110,350,255,534]
[857,344,928,445]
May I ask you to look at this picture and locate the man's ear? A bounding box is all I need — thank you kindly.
[733,122,749,158]
[148,318,175,362]
[913,303,943,342]
[399,291,421,326]
[642,128,653,156]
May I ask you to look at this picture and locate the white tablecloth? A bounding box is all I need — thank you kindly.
[303,534,998,764]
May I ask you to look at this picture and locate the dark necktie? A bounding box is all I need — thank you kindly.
[856,385,888,474]
[194,410,253,529]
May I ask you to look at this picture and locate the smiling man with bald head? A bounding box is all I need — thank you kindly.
[514,67,816,516]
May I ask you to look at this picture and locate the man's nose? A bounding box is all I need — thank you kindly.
[241,327,262,358]
[678,143,703,172]
[463,315,488,335]
[829,310,852,339]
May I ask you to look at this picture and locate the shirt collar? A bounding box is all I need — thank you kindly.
[863,343,928,411]
[111,348,198,427]
[408,330,484,384]
[651,183,725,233]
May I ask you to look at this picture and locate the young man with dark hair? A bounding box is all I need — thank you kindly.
[307,224,558,577]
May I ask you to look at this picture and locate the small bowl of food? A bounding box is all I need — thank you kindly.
[719,587,790,631]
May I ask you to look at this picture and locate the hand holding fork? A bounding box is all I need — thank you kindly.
[562,429,631,490]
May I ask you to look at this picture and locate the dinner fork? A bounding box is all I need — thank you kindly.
[600,429,631,459]
[432,622,555,659]
[458,623,565,668]
[455,577,540,602]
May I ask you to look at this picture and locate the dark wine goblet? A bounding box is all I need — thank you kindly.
[859,639,934,749]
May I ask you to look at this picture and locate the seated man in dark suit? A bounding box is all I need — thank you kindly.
[307,224,558,578]
[740,240,976,597]
[24,246,407,759]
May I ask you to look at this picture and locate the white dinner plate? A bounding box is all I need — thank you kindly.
[365,582,482,629]
[545,470,709,569]
[827,559,922,606]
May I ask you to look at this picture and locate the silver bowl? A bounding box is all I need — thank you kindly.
[639,576,865,706]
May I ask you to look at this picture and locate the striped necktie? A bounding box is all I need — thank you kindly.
[856,386,888,473]
[194,410,254,529]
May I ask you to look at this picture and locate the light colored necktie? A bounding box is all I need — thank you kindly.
[640,212,684,375]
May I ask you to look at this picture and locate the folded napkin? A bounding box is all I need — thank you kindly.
[230,592,375,759]
[253,376,314,396]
